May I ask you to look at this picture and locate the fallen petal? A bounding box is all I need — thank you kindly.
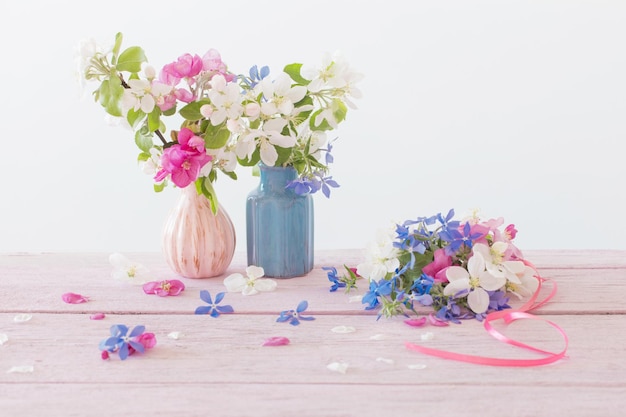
[327,362,349,374]
[408,364,428,370]
[331,325,356,334]
[348,295,363,303]
[369,334,386,340]
[376,357,394,364]
[62,292,89,304]
[0,334,8,345]
[223,273,246,292]
[420,332,435,341]
[168,331,182,340]
[428,313,450,327]
[262,336,290,347]
[253,278,278,292]
[404,317,427,327]
[90,313,106,320]
[13,314,32,323]
[7,365,34,373]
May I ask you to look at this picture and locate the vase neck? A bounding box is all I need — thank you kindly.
[258,164,297,193]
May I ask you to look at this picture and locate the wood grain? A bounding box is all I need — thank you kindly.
[0,250,624,417]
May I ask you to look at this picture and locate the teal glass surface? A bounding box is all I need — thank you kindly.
[246,164,314,278]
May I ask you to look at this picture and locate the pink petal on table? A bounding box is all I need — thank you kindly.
[137,332,157,349]
[404,317,427,327]
[90,313,106,320]
[428,313,450,327]
[143,280,185,296]
[142,281,160,295]
[262,336,290,347]
[62,292,89,304]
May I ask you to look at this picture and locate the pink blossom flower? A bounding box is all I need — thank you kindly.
[142,279,185,296]
[178,128,205,153]
[160,53,204,85]
[154,128,212,188]
[422,248,452,283]
[202,49,235,81]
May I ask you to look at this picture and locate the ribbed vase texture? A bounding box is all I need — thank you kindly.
[162,186,236,278]
[246,164,314,278]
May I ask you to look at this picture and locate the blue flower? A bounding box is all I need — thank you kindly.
[195,290,234,317]
[99,324,146,360]
[276,300,315,325]
[241,64,270,88]
[322,266,346,292]
[411,273,434,295]
[362,279,393,310]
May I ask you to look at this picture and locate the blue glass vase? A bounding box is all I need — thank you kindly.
[246,164,314,278]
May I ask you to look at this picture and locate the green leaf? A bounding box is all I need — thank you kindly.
[134,129,154,153]
[111,32,123,65]
[283,63,310,85]
[117,46,147,73]
[154,181,167,193]
[332,98,348,124]
[221,170,237,181]
[98,76,124,117]
[274,145,293,166]
[197,178,218,215]
[204,123,231,149]
[137,151,150,162]
[179,100,210,121]
[147,108,161,132]
[126,108,146,129]
[237,149,261,167]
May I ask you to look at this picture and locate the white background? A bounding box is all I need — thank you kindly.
[1,0,624,254]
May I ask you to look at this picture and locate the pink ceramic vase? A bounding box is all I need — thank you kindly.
[162,186,236,278]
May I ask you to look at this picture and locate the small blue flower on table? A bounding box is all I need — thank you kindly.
[276,300,315,326]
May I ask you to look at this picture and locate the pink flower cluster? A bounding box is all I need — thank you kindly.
[422,217,521,283]
[154,128,212,188]
[156,49,234,111]
[148,49,234,188]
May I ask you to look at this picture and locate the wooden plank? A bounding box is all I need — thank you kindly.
[1,383,624,417]
[0,313,621,386]
[1,252,625,315]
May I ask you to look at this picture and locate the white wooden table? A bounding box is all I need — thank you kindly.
[1,250,624,416]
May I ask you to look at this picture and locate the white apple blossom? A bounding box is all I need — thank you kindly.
[207,74,244,125]
[235,118,296,166]
[444,252,506,314]
[356,226,401,281]
[223,266,277,296]
[507,265,540,299]
[473,242,525,284]
[109,253,150,285]
[141,148,162,176]
[258,72,307,116]
[121,79,172,114]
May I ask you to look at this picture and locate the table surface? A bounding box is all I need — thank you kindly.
[1,249,625,417]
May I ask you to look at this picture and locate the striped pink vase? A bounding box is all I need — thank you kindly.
[162,186,236,278]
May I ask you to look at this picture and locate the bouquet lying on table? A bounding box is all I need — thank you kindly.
[325,209,540,323]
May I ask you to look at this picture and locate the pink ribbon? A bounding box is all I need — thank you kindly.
[406,262,569,366]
